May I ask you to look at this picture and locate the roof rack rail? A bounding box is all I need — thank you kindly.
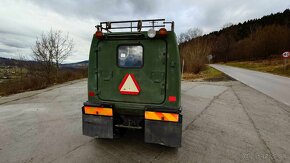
[95,19,174,33]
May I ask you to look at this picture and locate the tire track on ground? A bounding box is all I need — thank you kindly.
[231,86,276,163]
[151,88,229,163]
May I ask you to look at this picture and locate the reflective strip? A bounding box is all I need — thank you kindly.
[84,106,113,116]
[145,111,179,122]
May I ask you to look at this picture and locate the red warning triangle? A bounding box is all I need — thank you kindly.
[119,74,141,95]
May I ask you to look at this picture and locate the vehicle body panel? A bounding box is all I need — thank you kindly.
[83,20,182,147]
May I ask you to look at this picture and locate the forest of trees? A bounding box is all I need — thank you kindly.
[179,9,290,73]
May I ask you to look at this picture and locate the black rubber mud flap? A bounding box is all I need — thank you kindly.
[82,114,113,138]
[145,115,182,147]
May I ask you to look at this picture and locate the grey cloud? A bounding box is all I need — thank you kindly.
[0,37,28,49]
[184,0,290,31]
[1,41,26,49]
[128,0,157,15]
[0,48,12,53]
[28,0,158,21]
[27,0,290,33]
[0,30,35,49]
[1,0,290,63]
[0,28,37,59]
[0,29,29,38]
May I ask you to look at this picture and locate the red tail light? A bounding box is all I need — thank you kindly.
[168,96,176,102]
[95,31,104,40]
[88,91,95,97]
[158,28,168,37]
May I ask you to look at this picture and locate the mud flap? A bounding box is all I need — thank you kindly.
[82,114,113,138]
[144,115,182,147]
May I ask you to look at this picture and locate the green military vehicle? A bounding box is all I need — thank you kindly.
[82,19,182,147]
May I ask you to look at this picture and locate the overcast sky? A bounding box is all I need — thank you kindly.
[1,0,289,63]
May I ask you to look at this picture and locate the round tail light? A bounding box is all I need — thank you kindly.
[158,28,168,37]
[95,31,104,40]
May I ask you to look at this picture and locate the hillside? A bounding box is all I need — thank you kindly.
[0,57,88,96]
[179,9,290,70]
[60,60,88,69]
[0,57,88,69]
[208,9,290,41]
[0,57,22,66]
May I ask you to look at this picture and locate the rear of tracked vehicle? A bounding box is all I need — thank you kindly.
[82,19,182,147]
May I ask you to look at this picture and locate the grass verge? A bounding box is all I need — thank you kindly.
[182,65,231,81]
[225,59,290,78]
[0,68,87,96]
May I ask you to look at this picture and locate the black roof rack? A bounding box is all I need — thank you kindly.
[95,19,174,33]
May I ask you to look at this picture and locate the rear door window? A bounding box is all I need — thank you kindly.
[118,45,143,68]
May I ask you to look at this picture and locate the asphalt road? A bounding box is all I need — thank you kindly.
[211,64,290,106]
[1,79,290,163]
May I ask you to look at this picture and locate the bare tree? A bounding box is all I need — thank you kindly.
[52,30,74,70]
[16,50,27,82]
[31,29,73,83]
[178,28,203,44]
[180,38,212,73]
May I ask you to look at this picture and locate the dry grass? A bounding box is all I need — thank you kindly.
[0,68,87,96]
[182,65,231,81]
[180,38,212,74]
[225,58,290,77]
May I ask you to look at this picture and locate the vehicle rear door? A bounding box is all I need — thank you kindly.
[97,39,166,104]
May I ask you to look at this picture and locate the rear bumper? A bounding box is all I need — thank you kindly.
[144,114,182,147]
[83,101,181,114]
[82,113,113,138]
[82,102,182,147]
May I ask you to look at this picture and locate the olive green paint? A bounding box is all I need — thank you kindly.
[87,31,181,115]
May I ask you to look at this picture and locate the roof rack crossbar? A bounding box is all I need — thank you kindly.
[96,19,174,32]
[100,19,165,24]
[107,25,165,29]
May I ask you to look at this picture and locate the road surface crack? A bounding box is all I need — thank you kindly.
[181,84,198,93]
[183,88,229,131]
[231,86,276,163]
[151,88,229,162]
